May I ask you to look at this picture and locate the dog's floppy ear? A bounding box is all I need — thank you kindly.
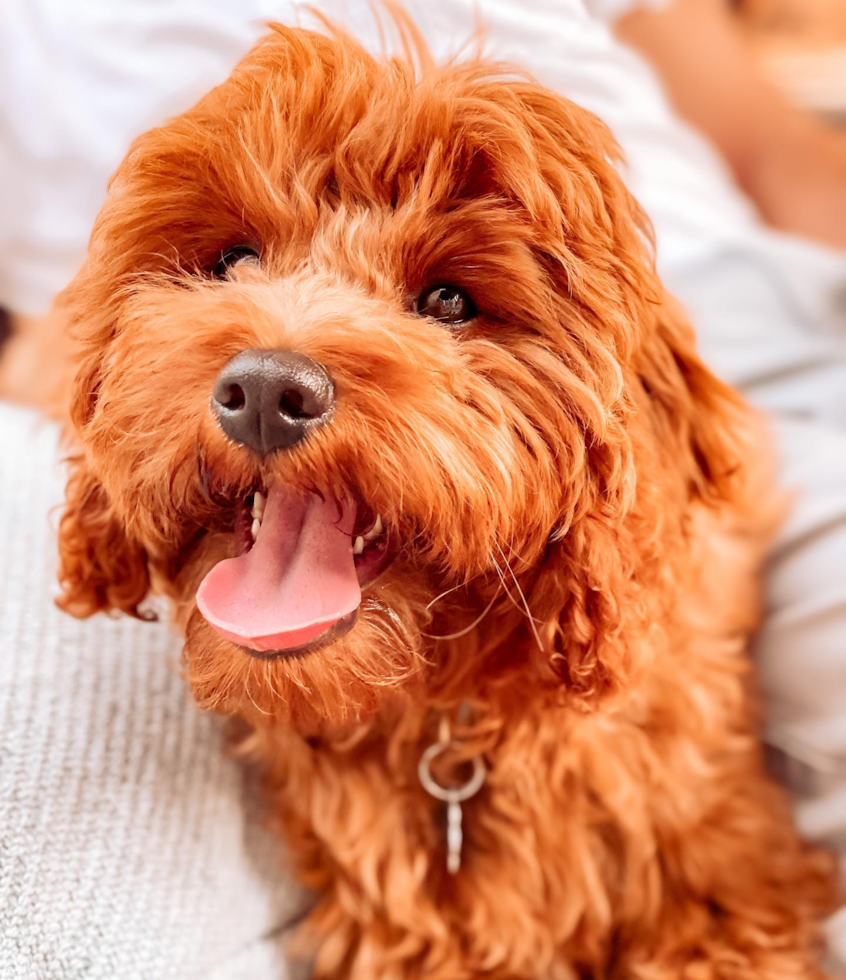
[57,455,152,620]
[475,79,746,503]
[534,299,749,708]
[475,82,751,705]
[512,86,746,503]
[640,295,747,506]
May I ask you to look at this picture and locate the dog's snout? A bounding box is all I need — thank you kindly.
[211,349,334,455]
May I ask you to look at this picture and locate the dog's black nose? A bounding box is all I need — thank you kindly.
[211,349,334,455]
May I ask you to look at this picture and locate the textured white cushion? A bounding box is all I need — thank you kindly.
[0,402,305,980]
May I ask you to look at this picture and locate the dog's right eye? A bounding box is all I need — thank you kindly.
[213,245,261,279]
[416,285,476,325]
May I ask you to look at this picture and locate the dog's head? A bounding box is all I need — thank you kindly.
[57,26,742,726]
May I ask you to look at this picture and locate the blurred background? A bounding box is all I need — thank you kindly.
[738,0,846,123]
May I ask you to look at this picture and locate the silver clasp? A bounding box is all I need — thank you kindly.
[418,718,486,874]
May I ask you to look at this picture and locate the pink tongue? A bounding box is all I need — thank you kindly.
[197,485,360,652]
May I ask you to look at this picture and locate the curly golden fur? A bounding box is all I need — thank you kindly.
[55,22,836,979]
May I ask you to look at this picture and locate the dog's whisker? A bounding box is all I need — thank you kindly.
[493,540,540,614]
[499,533,534,570]
[421,585,501,642]
[494,541,544,652]
[489,554,524,615]
[425,580,470,611]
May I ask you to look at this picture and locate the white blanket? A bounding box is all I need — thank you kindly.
[0,403,304,979]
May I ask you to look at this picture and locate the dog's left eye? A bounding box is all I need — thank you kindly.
[214,245,260,279]
[416,286,476,325]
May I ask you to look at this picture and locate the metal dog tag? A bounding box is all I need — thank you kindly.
[418,738,486,874]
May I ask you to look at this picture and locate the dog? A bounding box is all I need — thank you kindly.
[54,22,836,979]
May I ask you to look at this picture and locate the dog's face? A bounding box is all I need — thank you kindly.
[57,27,738,726]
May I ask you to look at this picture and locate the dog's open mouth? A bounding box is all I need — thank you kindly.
[196,481,393,659]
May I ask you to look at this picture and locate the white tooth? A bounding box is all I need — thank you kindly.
[253,491,265,519]
[363,514,383,541]
[352,536,365,555]
[251,518,261,540]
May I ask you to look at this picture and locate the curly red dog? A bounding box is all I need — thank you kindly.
[55,22,836,979]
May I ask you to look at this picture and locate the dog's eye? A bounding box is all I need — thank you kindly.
[214,245,260,279]
[416,286,476,325]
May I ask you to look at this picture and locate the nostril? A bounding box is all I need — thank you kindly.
[218,383,246,411]
[211,349,334,455]
[278,388,309,421]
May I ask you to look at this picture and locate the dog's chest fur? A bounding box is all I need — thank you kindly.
[251,625,762,978]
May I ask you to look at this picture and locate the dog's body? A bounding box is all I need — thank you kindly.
[54,24,835,979]
[242,496,830,979]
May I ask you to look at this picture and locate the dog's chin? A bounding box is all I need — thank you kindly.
[182,557,432,726]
